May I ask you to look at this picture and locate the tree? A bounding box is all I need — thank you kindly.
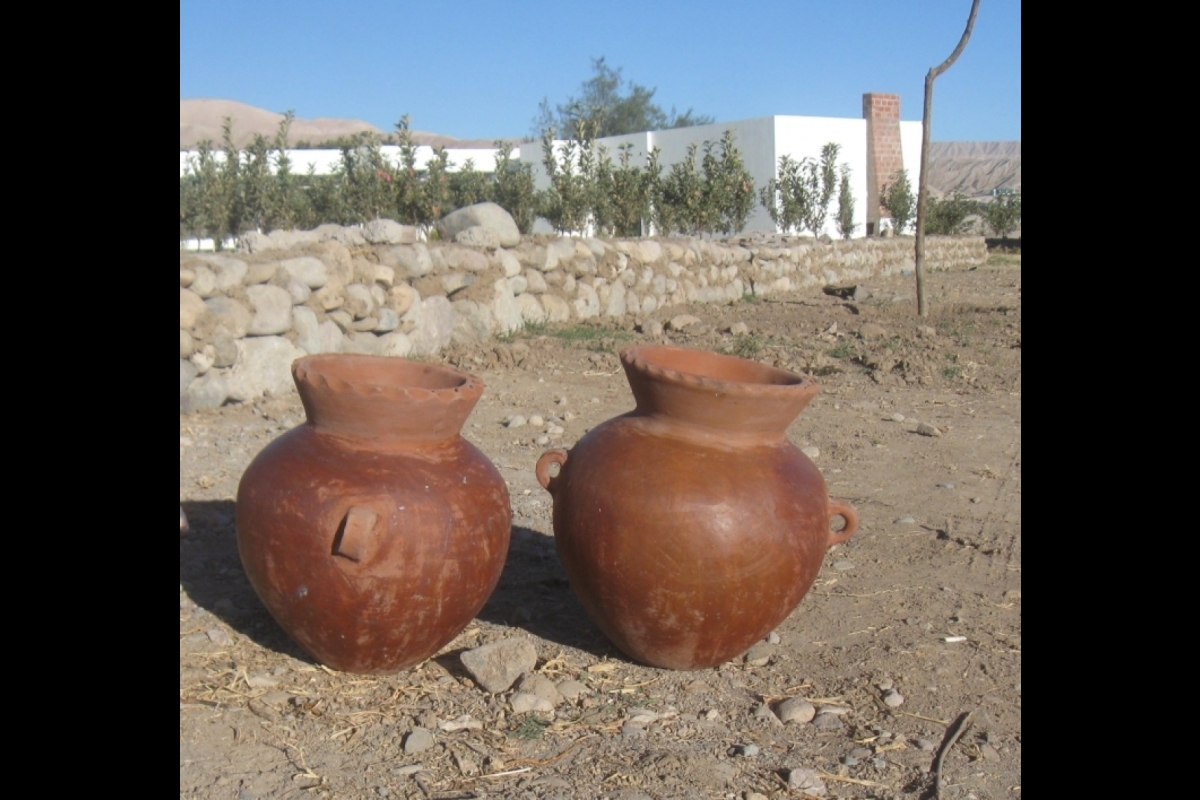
[836,165,856,239]
[881,169,915,234]
[914,0,981,316]
[981,193,1020,240]
[533,57,714,139]
[925,191,977,235]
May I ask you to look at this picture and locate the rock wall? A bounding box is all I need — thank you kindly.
[179,216,986,411]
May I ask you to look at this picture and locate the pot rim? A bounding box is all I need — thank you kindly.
[620,345,816,398]
[293,353,483,404]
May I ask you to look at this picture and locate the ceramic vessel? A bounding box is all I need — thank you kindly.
[536,345,857,670]
[236,354,510,673]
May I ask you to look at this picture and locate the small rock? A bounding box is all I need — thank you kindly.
[667,314,700,331]
[743,643,775,666]
[776,698,816,724]
[916,422,942,437]
[787,768,827,795]
[403,728,435,754]
[246,674,278,689]
[753,703,782,726]
[393,765,424,776]
[517,672,562,705]
[529,414,545,427]
[842,755,859,767]
[917,325,937,338]
[895,516,915,524]
[728,321,749,335]
[980,743,1000,761]
[801,445,820,459]
[704,709,722,721]
[811,713,843,731]
[438,715,483,732]
[505,415,527,429]
[510,692,555,714]
[547,424,565,436]
[729,743,759,757]
[767,632,781,644]
[640,319,664,336]
[459,638,538,693]
[873,757,887,769]
[971,497,982,504]
[745,794,768,800]
[937,482,956,489]
[832,560,855,571]
[850,747,872,759]
[891,412,906,422]
[915,738,937,752]
[883,690,905,708]
[536,435,550,446]
[878,679,894,691]
[287,279,311,304]
[817,706,851,716]
[206,628,232,647]
[245,284,293,335]
[557,679,589,701]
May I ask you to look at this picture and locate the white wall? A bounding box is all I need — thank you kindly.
[179,146,508,178]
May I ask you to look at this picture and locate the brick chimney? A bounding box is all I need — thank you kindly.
[863,93,903,235]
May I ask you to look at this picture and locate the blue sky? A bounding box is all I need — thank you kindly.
[180,0,1019,142]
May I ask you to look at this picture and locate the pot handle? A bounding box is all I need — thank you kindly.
[536,449,569,493]
[333,505,380,563]
[827,499,859,546]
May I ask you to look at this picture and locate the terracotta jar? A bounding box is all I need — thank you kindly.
[536,345,858,670]
[236,354,510,674]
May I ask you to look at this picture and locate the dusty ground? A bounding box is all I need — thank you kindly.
[180,253,1021,800]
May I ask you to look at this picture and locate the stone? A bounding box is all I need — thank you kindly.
[180,359,196,397]
[293,307,322,354]
[787,768,827,795]
[375,308,400,332]
[494,249,522,279]
[490,278,524,334]
[753,703,783,726]
[639,319,664,337]
[459,638,538,693]
[832,560,855,571]
[801,445,820,459]
[313,276,346,311]
[199,255,248,292]
[328,310,353,332]
[916,738,937,752]
[516,293,546,325]
[204,296,251,339]
[620,724,646,739]
[540,294,571,323]
[916,422,942,437]
[279,256,329,289]
[226,336,304,402]
[378,332,412,357]
[891,412,906,422]
[344,283,377,320]
[179,267,195,288]
[743,643,774,666]
[455,225,500,248]
[341,332,382,355]
[390,284,417,315]
[811,713,843,731]
[524,268,547,292]
[506,415,527,429]
[518,673,562,705]
[729,744,759,758]
[190,265,218,298]
[573,282,600,319]
[244,261,277,285]
[179,288,209,330]
[245,285,293,336]
[510,692,555,714]
[352,316,380,332]
[363,219,417,245]
[728,322,749,336]
[391,244,434,279]
[437,202,520,247]
[557,679,589,701]
[190,349,213,375]
[438,715,483,732]
[317,321,345,354]
[508,275,529,295]
[451,300,496,345]
[180,329,195,359]
[211,333,239,368]
[287,279,311,305]
[206,627,233,646]
[883,690,905,708]
[776,698,816,724]
[406,296,454,355]
[403,728,435,754]
[443,245,490,273]
[668,314,700,331]
[895,516,916,524]
[604,282,627,317]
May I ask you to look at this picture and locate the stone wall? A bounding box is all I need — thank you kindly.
[179,216,986,412]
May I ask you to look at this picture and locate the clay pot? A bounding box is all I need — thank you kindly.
[236,354,510,674]
[536,345,857,670]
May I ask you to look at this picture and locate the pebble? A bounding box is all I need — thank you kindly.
[620,724,647,739]
[787,768,827,795]
[557,679,589,701]
[811,713,843,731]
[505,415,527,428]
[704,709,722,721]
[883,690,905,707]
[753,703,783,726]
[729,743,759,757]
[775,698,816,724]
[801,445,820,459]
[246,673,278,689]
[260,691,291,706]
[206,628,232,646]
[916,738,937,752]
[375,787,389,797]
[536,435,551,446]
[767,632,781,644]
[393,765,424,776]
[937,482,955,489]
[438,715,482,732]
[895,516,916,524]
[832,560,855,571]
[529,415,544,427]
[891,412,906,422]
[817,706,851,716]
[743,643,775,666]
[916,422,942,437]
[744,793,768,800]
[403,728,435,754]
[849,747,872,759]
[873,757,887,769]
[518,672,562,704]
[878,679,893,691]
[510,692,555,714]
[842,755,859,767]
[971,497,982,504]
[459,638,538,693]
[547,424,565,436]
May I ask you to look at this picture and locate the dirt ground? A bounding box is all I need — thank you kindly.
[180,253,1021,800]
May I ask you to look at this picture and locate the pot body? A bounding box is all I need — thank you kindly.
[537,346,856,670]
[236,355,510,673]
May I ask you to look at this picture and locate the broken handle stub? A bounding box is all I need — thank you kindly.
[333,506,380,563]
[536,449,569,493]
[826,499,859,546]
